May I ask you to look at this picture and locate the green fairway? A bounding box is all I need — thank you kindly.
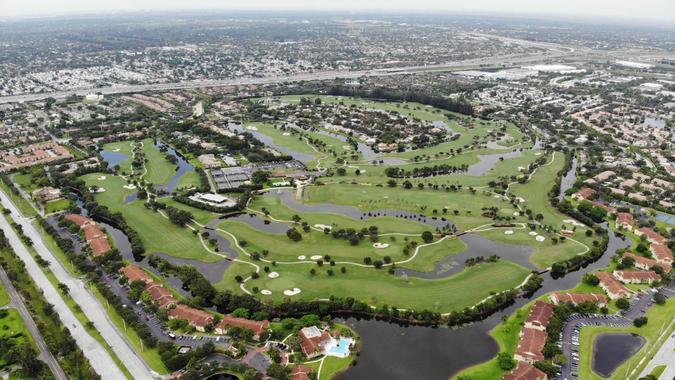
[102,140,135,174]
[217,259,530,312]
[140,138,178,185]
[0,284,9,307]
[81,173,218,262]
[577,299,675,380]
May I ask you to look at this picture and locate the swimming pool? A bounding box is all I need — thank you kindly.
[326,337,354,358]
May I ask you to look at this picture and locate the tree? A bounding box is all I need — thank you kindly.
[251,171,270,185]
[57,282,69,295]
[616,298,630,310]
[497,352,515,370]
[421,231,434,243]
[286,228,302,242]
[654,293,666,305]
[633,316,648,327]
[582,273,599,286]
[336,167,347,176]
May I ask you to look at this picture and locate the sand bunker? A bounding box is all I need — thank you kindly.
[246,126,258,131]
[97,175,107,180]
[535,236,546,242]
[283,288,301,296]
[297,255,306,260]
[282,132,291,136]
[373,243,390,249]
[90,187,106,193]
[504,230,514,235]
[314,224,332,230]
[310,255,323,260]
[268,272,279,279]
[112,148,121,152]
[528,231,538,236]
[261,290,272,295]
[123,184,137,190]
[563,219,585,227]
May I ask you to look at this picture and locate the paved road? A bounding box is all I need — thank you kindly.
[0,266,67,380]
[0,190,155,380]
[559,283,675,380]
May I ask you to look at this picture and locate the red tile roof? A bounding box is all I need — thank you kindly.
[551,292,607,306]
[502,362,547,380]
[650,244,673,265]
[515,328,547,362]
[613,270,661,283]
[299,327,331,357]
[526,301,554,328]
[575,188,597,200]
[217,315,269,337]
[596,272,631,298]
[624,253,670,272]
[168,304,214,328]
[65,213,92,227]
[145,283,177,308]
[637,228,667,244]
[616,212,633,226]
[291,365,313,380]
[83,224,105,241]
[88,237,111,257]
[119,264,153,284]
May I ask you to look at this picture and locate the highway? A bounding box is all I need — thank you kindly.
[0,190,155,380]
[0,266,67,380]
[0,49,575,105]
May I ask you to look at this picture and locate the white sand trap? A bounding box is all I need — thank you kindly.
[535,236,546,242]
[97,175,107,180]
[261,290,272,295]
[516,197,525,203]
[504,230,514,235]
[112,148,120,152]
[123,184,137,190]
[529,231,538,236]
[517,166,525,171]
[283,288,301,296]
[373,243,390,249]
[513,212,520,216]
[535,152,542,156]
[359,170,366,173]
[282,132,291,136]
[268,272,279,279]
[297,255,306,260]
[90,187,106,193]
[314,224,331,230]
[493,195,502,199]
[310,255,323,260]
[246,126,258,131]
[342,145,352,150]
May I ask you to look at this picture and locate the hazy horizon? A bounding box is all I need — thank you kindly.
[3,0,674,25]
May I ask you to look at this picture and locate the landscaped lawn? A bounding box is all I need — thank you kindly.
[217,259,530,313]
[0,284,10,307]
[141,138,178,186]
[577,299,675,380]
[44,198,72,214]
[0,308,37,369]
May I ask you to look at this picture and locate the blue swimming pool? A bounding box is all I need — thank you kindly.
[326,337,353,358]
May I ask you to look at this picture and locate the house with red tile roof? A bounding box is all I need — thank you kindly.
[613,270,661,284]
[145,283,177,309]
[514,328,547,364]
[65,213,93,227]
[168,304,214,332]
[635,228,667,244]
[649,244,673,267]
[615,213,633,230]
[502,362,548,380]
[623,253,670,273]
[65,214,111,257]
[298,326,332,359]
[572,188,597,201]
[590,201,616,215]
[215,315,270,340]
[290,365,313,380]
[88,237,112,257]
[596,272,631,299]
[524,301,554,331]
[549,292,607,307]
[119,264,153,284]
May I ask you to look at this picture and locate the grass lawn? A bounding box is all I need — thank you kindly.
[218,260,530,313]
[44,198,72,214]
[13,167,47,192]
[453,301,533,379]
[398,236,468,272]
[577,299,675,380]
[0,181,38,218]
[0,308,36,369]
[157,197,220,225]
[176,170,202,190]
[0,284,9,307]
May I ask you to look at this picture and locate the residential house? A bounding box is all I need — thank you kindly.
[215,315,270,340]
[524,301,554,331]
[119,264,153,284]
[613,270,661,284]
[615,212,633,230]
[596,272,631,299]
[298,326,332,359]
[549,292,607,307]
[502,362,548,380]
[168,304,215,332]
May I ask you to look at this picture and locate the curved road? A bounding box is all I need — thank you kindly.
[0,190,155,380]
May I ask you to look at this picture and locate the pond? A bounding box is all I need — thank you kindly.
[100,150,129,170]
[653,212,675,226]
[592,333,645,377]
[559,156,578,201]
[467,149,523,176]
[155,141,195,194]
[228,123,316,164]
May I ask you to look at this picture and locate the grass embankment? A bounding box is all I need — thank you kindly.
[0,283,9,306]
[577,299,675,380]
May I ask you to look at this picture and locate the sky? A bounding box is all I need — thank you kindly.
[2,0,674,24]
